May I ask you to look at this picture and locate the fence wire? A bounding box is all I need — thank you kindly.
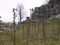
[0,18,60,45]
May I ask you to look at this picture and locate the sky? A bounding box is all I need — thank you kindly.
[0,0,49,22]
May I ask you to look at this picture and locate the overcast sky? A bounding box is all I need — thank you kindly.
[0,0,49,22]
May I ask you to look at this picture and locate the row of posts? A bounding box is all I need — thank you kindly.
[0,9,57,45]
[12,8,47,45]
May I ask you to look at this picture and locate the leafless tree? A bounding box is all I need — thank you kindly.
[17,3,26,24]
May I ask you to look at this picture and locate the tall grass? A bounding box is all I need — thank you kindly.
[0,19,60,45]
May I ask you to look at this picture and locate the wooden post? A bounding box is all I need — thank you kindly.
[13,8,17,45]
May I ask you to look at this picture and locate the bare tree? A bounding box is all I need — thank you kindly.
[17,3,26,24]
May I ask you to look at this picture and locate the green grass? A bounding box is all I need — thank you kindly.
[0,19,60,45]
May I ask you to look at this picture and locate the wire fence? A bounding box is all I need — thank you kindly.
[0,17,60,45]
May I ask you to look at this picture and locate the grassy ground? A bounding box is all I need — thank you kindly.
[0,19,60,45]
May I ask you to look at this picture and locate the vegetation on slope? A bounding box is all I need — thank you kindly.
[0,19,60,45]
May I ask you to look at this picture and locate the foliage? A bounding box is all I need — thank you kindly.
[31,0,60,21]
